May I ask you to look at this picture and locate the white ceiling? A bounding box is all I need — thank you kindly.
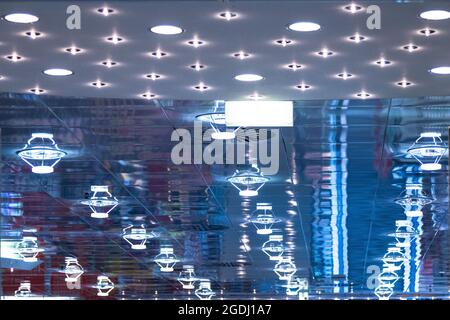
[0,0,450,100]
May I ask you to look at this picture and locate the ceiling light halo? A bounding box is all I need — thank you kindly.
[43,68,74,76]
[419,10,450,21]
[234,74,264,82]
[418,28,437,36]
[150,25,184,35]
[97,7,115,16]
[343,3,364,13]
[287,21,321,32]
[430,66,450,75]
[217,11,238,21]
[4,13,39,24]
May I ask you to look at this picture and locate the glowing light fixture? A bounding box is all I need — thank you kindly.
[284,277,308,296]
[275,38,294,47]
[195,280,215,300]
[150,25,183,35]
[274,257,296,280]
[196,101,239,140]
[64,257,84,283]
[5,52,23,62]
[348,33,366,43]
[232,51,251,60]
[95,276,114,297]
[388,220,418,247]
[420,10,450,20]
[344,3,363,13]
[218,11,238,21]
[374,285,393,300]
[24,29,42,39]
[16,236,44,262]
[177,265,198,289]
[154,246,179,272]
[382,247,406,269]
[262,235,284,261]
[5,13,39,23]
[378,268,399,288]
[234,74,264,82]
[122,224,155,250]
[395,184,432,217]
[287,22,320,32]
[249,203,281,235]
[430,67,450,75]
[15,281,32,297]
[101,60,118,68]
[106,34,124,44]
[17,133,66,174]
[227,165,269,197]
[80,185,119,219]
[43,68,73,76]
[419,28,437,37]
[407,132,447,171]
[225,100,293,127]
[97,7,115,16]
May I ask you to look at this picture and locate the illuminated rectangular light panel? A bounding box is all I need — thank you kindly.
[225,101,293,127]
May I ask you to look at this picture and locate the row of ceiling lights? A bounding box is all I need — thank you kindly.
[1,5,450,100]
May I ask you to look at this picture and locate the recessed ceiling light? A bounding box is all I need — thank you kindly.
[419,10,450,20]
[375,58,392,67]
[274,38,294,47]
[91,80,107,88]
[218,11,238,21]
[343,3,363,13]
[149,49,168,59]
[97,7,115,16]
[106,34,124,44]
[234,74,264,82]
[337,72,354,80]
[287,63,302,71]
[150,25,183,35]
[355,91,371,99]
[288,21,321,32]
[64,46,83,55]
[43,68,73,76]
[141,91,157,100]
[418,28,437,36]
[29,86,45,95]
[101,60,118,68]
[396,79,413,88]
[186,38,206,48]
[430,66,450,75]
[24,29,43,39]
[348,33,366,43]
[4,13,39,23]
[232,51,251,60]
[316,48,334,57]
[248,92,265,100]
[189,62,205,71]
[401,44,420,53]
[295,82,311,91]
[145,73,162,80]
[193,82,209,91]
[0,75,4,80]
[5,53,23,62]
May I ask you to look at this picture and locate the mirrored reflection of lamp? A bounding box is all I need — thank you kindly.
[122,225,155,250]
[15,281,32,297]
[382,247,406,269]
[16,236,44,262]
[95,276,114,297]
[227,165,269,197]
[388,220,419,248]
[195,112,239,140]
[177,265,198,290]
[80,185,119,219]
[407,132,447,171]
[284,277,307,296]
[195,279,215,300]
[394,184,433,218]
[262,235,284,260]
[273,257,296,280]
[64,257,84,283]
[154,246,179,272]
[378,268,399,288]
[374,285,393,300]
[17,133,67,174]
[249,203,281,235]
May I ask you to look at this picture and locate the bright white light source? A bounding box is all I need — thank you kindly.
[43,68,73,76]
[150,25,183,35]
[211,131,236,140]
[218,11,238,21]
[234,74,264,82]
[430,66,450,75]
[24,29,42,39]
[195,280,215,300]
[64,257,84,283]
[122,225,155,250]
[80,185,119,219]
[97,7,114,16]
[382,247,406,269]
[227,165,269,197]
[288,22,321,32]
[106,34,124,44]
[407,132,447,171]
[225,100,293,127]
[249,203,281,235]
[375,285,393,300]
[16,236,44,262]
[420,10,450,20]
[5,52,23,62]
[95,276,114,297]
[178,265,198,290]
[17,133,67,174]
[5,13,39,23]
[154,246,179,272]
[15,281,32,297]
